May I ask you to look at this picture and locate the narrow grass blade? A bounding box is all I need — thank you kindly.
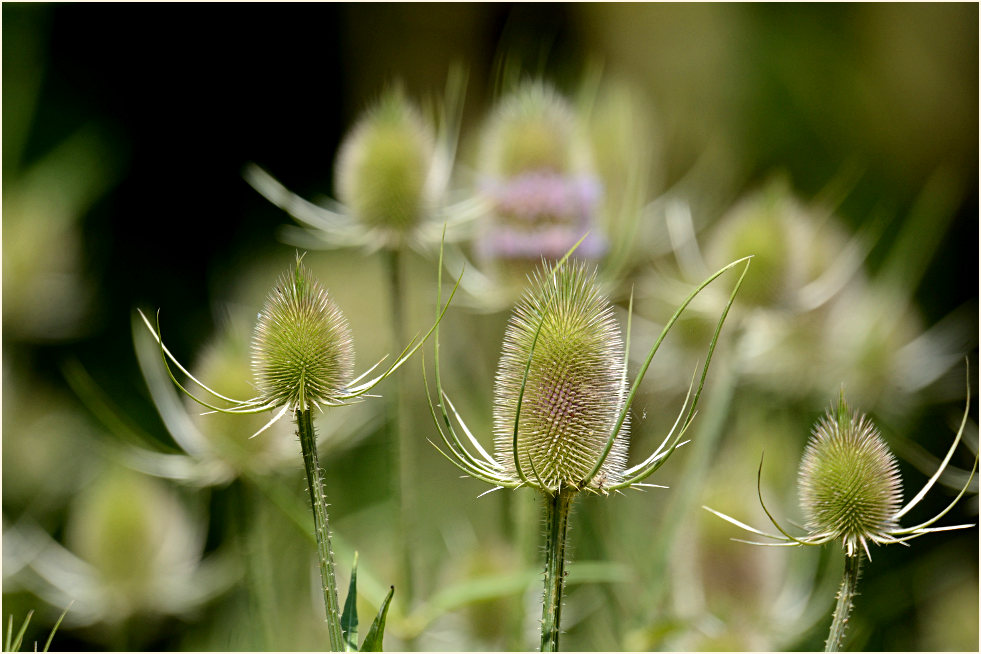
[8,611,33,652]
[42,603,72,652]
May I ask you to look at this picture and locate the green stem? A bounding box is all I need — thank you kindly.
[296,408,345,651]
[541,488,576,652]
[385,249,416,615]
[233,481,275,649]
[826,553,862,652]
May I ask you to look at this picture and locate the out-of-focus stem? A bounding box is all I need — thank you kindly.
[385,248,417,624]
[296,408,345,651]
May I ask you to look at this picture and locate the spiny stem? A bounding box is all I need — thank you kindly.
[296,408,345,651]
[541,488,576,652]
[826,552,862,652]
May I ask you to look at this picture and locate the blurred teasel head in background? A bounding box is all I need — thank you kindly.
[476,81,606,264]
[244,68,478,255]
[334,88,436,246]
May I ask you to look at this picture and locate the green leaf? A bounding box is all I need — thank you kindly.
[359,585,394,652]
[342,553,360,652]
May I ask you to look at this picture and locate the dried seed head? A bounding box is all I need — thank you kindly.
[798,394,903,556]
[335,89,434,238]
[252,258,354,411]
[493,261,628,491]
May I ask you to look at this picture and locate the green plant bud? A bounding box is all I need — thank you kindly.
[252,258,354,411]
[66,467,199,618]
[493,261,628,491]
[798,394,903,555]
[481,81,577,177]
[335,89,434,237]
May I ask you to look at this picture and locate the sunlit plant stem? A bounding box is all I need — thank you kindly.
[296,408,345,650]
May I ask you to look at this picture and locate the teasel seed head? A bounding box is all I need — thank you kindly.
[335,88,435,239]
[481,81,579,177]
[251,256,355,411]
[798,392,903,557]
[493,260,628,492]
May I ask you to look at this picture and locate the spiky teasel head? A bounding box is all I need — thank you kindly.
[335,88,435,240]
[252,256,355,411]
[704,369,977,561]
[798,392,903,557]
[493,260,628,492]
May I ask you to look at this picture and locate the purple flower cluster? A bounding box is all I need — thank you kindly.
[478,171,607,260]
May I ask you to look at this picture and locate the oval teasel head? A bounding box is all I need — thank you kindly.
[251,256,355,412]
[493,260,628,492]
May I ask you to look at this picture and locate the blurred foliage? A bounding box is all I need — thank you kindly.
[3,3,977,651]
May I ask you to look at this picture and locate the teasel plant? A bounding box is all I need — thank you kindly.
[704,369,978,652]
[244,72,478,615]
[425,239,751,651]
[139,253,460,651]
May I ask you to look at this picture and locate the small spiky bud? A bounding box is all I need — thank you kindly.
[798,393,903,556]
[252,257,354,411]
[493,261,628,491]
[335,89,434,238]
